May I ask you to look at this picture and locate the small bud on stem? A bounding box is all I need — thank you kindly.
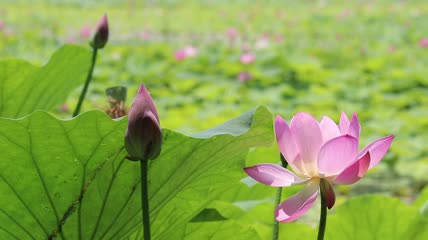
[91,14,109,49]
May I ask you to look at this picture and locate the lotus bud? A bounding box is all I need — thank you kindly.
[91,14,109,49]
[125,84,162,161]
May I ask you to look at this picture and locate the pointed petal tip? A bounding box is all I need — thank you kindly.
[333,151,371,185]
[362,134,395,169]
[274,115,287,129]
[138,83,148,94]
[350,113,359,124]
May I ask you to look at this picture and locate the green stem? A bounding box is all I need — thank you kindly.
[272,154,288,240]
[140,158,151,240]
[272,186,282,240]
[72,47,98,117]
[317,189,327,240]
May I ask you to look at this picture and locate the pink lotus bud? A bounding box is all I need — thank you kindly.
[125,84,162,161]
[91,14,109,49]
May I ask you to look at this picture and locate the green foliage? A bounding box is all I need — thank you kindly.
[0,106,273,239]
[326,195,424,240]
[0,45,91,118]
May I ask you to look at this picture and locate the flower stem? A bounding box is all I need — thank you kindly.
[272,186,282,240]
[72,47,98,117]
[317,188,328,240]
[140,158,151,240]
[272,154,288,240]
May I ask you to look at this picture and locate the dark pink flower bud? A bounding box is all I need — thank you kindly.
[91,14,109,49]
[320,179,336,209]
[125,84,162,161]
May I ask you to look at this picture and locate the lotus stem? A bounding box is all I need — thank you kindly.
[72,47,98,117]
[317,187,327,240]
[272,154,288,240]
[140,158,151,240]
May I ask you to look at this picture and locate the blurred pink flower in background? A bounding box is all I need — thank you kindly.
[245,112,394,222]
[388,45,396,53]
[0,20,4,31]
[227,27,238,42]
[66,37,76,44]
[174,45,198,60]
[174,50,187,60]
[419,38,428,48]
[59,103,69,113]
[139,30,151,41]
[240,52,255,64]
[184,45,198,57]
[274,34,284,43]
[255,38,269,49]
[337,9,351,20]
[80,25,92,39]
[237,71,252,82]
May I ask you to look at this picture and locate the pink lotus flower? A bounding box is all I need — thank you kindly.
[245,112,394,222]
[419,38,428,48]
[240,52,255,64]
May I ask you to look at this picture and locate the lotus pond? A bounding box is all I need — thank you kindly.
[0,1,427,239]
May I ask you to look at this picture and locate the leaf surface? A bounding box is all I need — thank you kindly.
[0,45,91,118]
[0,106,273,240]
